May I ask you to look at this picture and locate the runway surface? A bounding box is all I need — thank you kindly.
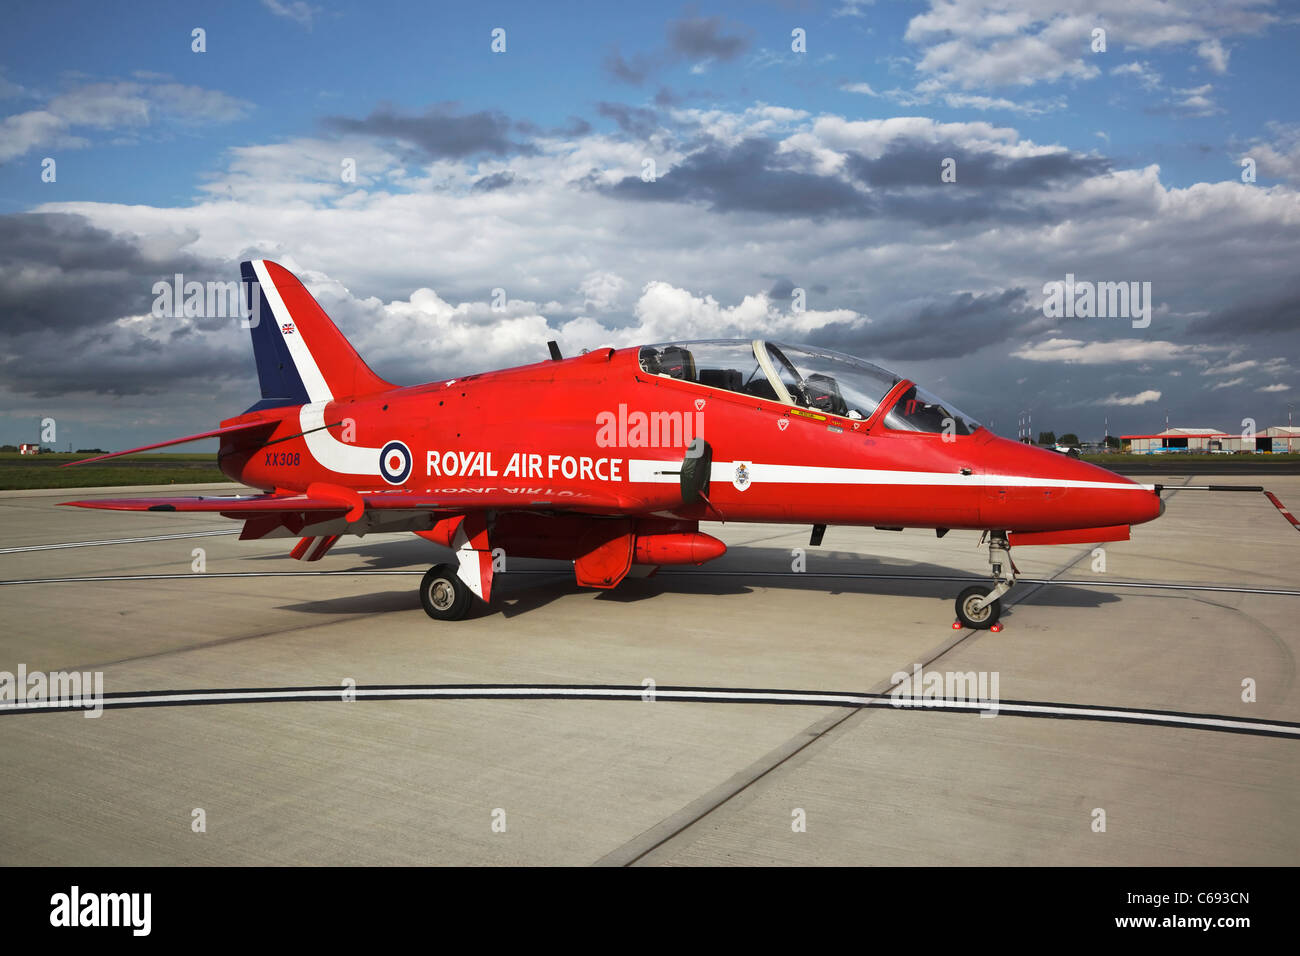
[1,476,1297,865]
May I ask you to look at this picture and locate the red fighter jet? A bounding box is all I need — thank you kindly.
[65,260,1164,630]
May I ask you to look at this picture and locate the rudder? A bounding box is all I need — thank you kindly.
[241,259,393,412]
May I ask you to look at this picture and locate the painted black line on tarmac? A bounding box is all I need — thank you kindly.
[1,683,1297,739]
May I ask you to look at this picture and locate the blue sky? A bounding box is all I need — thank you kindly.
[2,0,1299,448]
[2,0,1293,208]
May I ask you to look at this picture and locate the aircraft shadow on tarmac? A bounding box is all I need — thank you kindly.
[267,537,1120,621]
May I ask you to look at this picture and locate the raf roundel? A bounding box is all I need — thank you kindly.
[379,440,412,485]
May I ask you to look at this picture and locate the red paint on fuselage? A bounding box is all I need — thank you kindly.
[221,346,1161,535]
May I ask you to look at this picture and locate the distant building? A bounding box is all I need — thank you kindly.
[1122,428,1226,454]
[18,443,40,455]
[1122,427,1298,454]
[1265,426,1300,453]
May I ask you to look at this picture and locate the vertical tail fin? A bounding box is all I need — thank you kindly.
[241,259,393,412]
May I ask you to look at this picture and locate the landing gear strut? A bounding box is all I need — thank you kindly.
[954,532,1017,630]
[420,563,474,621]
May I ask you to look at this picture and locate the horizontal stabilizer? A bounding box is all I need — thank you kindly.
[62,421,275,466]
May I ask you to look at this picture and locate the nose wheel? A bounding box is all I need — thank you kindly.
[955,585,1001,629]
[952,532,1016,630]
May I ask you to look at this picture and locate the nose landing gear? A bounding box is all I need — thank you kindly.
[953,531,1017,630]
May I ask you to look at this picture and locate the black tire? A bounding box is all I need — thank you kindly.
[420,563,472,621]
[955,585,1000,630]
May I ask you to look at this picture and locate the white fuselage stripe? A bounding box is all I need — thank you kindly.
[252,259,381,476]
[299,401,382,475]
[251,259,332,405]
[627,458,1151,492]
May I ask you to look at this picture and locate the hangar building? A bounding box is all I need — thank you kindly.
[1123,426,1299,454]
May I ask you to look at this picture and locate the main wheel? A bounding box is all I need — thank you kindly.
[420,563,472,621]
[955,585,1001,630]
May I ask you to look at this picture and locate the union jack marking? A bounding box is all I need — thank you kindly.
[281,323,295,335]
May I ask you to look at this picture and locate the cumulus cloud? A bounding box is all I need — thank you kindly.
[1197,38,1230,74]
[10,99,1300,442]
[902,0,1272,90]
[578,272,626,313]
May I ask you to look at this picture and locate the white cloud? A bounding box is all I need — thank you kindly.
[940,92,1065,114]
[1099,390,1162,406]
[261,0,319,27]
[1197,38,1230,74]
[1011,339,1217,365]
[902,0,1273,90]
[578,271,626,313]
[1246,122,1300,185]
[1112,61,1162,91]
[0,110,78,162]
[671,103,808,147]
[1201,359,1285,376]
[20,101,1300,441]
[0,77,251,162]
[1172,84,1221,117]
[1258,383,1292,392]
[629,282,864,343]
[832,1,875,18]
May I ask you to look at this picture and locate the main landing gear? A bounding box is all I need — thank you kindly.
[953,531,1017,631]
[420,563,475,621]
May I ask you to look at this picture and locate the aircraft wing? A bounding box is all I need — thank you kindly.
[60,484,683,518]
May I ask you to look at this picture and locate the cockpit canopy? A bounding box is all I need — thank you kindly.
[638,340,981,436]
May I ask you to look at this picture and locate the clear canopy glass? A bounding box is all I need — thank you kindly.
[638,340,981,434]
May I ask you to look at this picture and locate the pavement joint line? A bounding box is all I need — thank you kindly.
[0,529,239,554]
[609,536,1118,867]
[49,594,426,675]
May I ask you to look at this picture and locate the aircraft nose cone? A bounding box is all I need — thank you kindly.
[980,437,1163,529]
